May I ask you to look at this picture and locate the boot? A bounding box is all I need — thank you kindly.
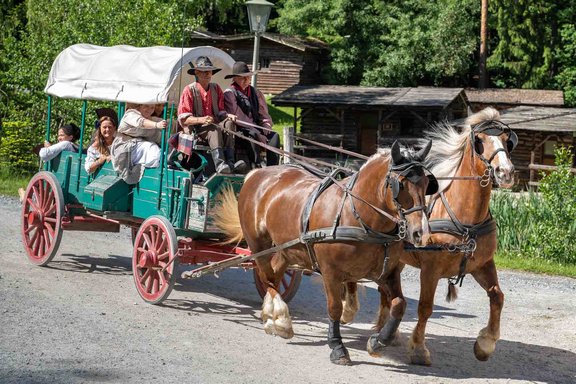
[211,148,231,174]
[225,148,247,173]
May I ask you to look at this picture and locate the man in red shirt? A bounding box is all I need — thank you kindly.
[177,56,246,174]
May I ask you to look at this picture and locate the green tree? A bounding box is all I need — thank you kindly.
[276,0,479,86]
[555,24,576,107]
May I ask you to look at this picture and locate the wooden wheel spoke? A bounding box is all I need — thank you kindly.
[33,231,42,255]
[24,225,35,235]
[139,268,151,284]
[142,233,152,249]
[157,235,167,255]
[158,271,167,286]
[44,202,56,217]
[157,251,169,261]
[44,222,55,237]
[27,196,41,213]
[145,272,154,293]
[149,226,157,249]
[136,246,148,254]
[43,189,54,211]
[44,217,57,223]
[152,275,160,293]
[28,228,40,247]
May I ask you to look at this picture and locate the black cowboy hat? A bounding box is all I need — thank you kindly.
[224,61,257,79]
[187,56,221,75]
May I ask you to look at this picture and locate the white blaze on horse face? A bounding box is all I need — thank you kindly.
[489,136,515,187]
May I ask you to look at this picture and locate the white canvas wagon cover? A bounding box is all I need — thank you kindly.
[44,44,235,104]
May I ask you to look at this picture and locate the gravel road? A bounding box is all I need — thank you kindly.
[1,195,575,384]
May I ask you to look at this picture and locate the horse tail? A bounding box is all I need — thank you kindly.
[214,185,244,244]
[445,280,458,303]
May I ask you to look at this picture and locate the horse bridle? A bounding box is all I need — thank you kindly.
[384,161,437,226]
[470,120,517,187]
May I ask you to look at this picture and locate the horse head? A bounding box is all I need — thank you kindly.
[468,111,516,188]
[388,140,436,247]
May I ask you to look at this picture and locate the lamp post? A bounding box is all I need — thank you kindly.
[245,0,274,87]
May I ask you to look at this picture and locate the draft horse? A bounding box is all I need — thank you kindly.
[216,141,438,365]
[343,107,517,365]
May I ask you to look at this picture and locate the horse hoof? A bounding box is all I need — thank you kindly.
[367,334,385,357]
[474,341,491,361]
[410,354,432,366]
[264,319,276,336]
[330,345,352,366]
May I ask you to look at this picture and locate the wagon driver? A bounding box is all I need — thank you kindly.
[177,56,246,174]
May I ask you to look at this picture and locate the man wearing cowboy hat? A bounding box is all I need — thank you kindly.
[223,61,280,168]
[177,56,246,174]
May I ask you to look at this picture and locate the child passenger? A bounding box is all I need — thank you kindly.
[110,103,167,184]
[38,123,81,162]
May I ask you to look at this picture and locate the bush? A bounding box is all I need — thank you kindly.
[0,120,42,174]
[492,146,576,265]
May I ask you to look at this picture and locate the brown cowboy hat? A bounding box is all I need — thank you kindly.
[187,56,221,75]
[224,61,257,79]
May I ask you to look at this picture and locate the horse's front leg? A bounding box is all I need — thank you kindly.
[367,266,405,357]
[325,279,352,365]
[257,255,294,339]
[409,268,439,366]
[470,259,504,361]
[341,282,360,324]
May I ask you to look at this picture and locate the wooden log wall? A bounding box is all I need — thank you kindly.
[219,40,324,95]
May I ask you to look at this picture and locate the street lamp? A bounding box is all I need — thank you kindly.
[245,0,274,87]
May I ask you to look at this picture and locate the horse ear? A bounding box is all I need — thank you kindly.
[391,140,403,165]
[416,140,432,162]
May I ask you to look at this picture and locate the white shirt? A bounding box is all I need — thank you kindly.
[39,141,77,162]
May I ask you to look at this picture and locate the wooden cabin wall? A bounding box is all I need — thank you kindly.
[217,40,324,95]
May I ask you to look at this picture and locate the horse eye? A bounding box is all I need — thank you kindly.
[506,140,514,152]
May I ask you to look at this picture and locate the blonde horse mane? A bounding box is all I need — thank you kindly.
[419,107,500,192]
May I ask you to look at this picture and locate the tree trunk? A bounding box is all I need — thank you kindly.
[479,0,489,89]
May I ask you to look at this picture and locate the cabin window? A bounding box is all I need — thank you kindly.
[260,57,271,70]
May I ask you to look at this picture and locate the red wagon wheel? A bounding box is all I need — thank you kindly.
[21,171,64,266]
[253,268,303,304]
[132,216,178,305]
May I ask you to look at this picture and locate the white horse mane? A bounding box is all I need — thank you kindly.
[418,107,501,192]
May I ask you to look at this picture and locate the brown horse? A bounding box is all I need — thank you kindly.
[342,107,516,365]
[215,141,437,365]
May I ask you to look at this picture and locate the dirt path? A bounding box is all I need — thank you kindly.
[1,195,575,384]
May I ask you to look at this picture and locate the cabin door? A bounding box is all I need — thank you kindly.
[357,112,379,156]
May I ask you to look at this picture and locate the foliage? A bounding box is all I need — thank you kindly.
[492,146,576,266]
[277,0,479,86]
[0,120,41,173]
[555,24,576,107]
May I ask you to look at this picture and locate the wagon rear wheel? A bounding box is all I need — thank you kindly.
[132,216,178,305]
[21,172,64,266]
[253,268,303,304]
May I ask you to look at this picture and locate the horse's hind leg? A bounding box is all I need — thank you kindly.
[257,254,294,339]
[340,282,360,324]
[409,269,439,366]
[367,266,406,357]
[470,259,504,361]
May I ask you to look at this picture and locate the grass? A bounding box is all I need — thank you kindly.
[266,97,300,143]
[0,169,31,197]
[495,252,576,277]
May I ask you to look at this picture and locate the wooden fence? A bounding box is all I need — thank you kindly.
[528,152,576,188]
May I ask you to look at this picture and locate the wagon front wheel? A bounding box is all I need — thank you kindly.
[21,171,64,266]
[132,216,178,305]
[253,268,303,303]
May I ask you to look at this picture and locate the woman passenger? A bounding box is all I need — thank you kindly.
[110,103,167,184]
[38,123,81,162]
[85,116,117,174]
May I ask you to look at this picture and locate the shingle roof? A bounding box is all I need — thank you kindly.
[272,85,467,108]
[499,106,576,132]
[189,31,329,51]
[465,88,564,106]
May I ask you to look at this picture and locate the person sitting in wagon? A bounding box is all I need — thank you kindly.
[85,109,117,174]
[110,103,167,184]
[223,61,280,168]
[38,123,81,162]
[177,56,246,174]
